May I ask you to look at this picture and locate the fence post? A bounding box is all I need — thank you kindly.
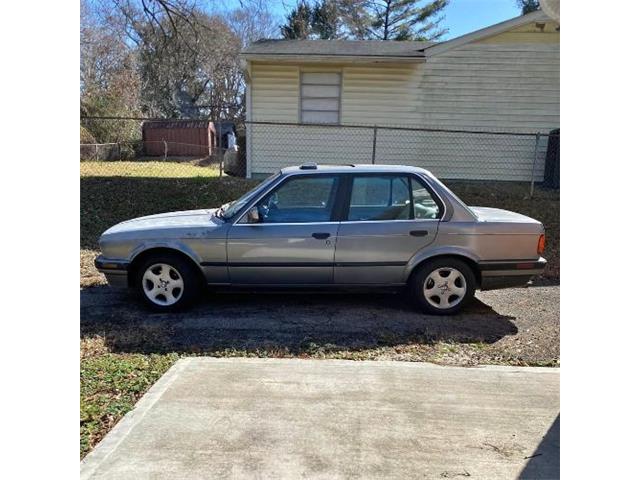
[371,125,378,164]
[163,140,168,161]
[218,124,223,178]
[529,132,541,198]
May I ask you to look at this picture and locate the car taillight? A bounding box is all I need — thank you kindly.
[537,234,545,256]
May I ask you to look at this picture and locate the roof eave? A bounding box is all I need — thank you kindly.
[240,53,425,64]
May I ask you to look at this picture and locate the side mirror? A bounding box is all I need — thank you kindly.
[246,206,261,224]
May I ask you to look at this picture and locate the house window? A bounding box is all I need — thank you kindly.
[300,72,341,124]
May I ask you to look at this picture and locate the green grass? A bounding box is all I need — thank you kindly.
[81,161,219,178]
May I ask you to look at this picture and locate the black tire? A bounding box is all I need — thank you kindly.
[409,258,476,315]
[134,252,203,312]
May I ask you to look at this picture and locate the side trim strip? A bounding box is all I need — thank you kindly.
[335,261,406,267]
[201,261,407,268]
[478,259,546,271]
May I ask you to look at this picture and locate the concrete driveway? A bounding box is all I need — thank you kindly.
[81,358,559,480]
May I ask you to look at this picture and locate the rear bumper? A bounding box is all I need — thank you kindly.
[95,255,130,288]
[478,257,547,291]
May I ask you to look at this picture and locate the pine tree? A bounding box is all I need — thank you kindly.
[280,1,314,39]
[516,0,540,15]
[312,0,342,39]
[367,0,449,41]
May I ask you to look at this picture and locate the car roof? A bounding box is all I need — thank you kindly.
[280,164,432,176]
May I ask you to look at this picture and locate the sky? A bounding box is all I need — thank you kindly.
[439,0,521,39]
[217,0,523,40]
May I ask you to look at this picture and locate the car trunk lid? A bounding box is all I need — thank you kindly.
[469,206,541,225]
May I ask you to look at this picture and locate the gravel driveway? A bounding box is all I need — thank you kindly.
[81,284,559,367]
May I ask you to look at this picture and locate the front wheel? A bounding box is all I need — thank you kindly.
[409,258,476,315]
[135,253,203,311]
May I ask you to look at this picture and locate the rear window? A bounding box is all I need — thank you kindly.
[347,175,441,221]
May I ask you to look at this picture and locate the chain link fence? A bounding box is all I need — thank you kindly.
[245,121,559,196]
[80,117,559,196]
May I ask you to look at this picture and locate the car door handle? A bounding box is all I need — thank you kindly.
[409,230,429,237]
[312,232,331,240]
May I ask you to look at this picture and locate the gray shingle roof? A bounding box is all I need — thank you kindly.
[242,39,432,58]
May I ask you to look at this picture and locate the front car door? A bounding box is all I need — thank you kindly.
[227,173,342,285]
[334,173,443,285]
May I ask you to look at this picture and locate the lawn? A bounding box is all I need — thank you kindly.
[80,163,559,458]
[81,160,220,178]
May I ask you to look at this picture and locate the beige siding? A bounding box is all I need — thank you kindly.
[251,63,299,122]
[248,28,559,180]
[420,43,559,131]
[379,40,559,180]
[342,64,424,125]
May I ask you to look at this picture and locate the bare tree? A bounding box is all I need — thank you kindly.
[81,0,258,127]
[81,0,142,142]
[135,10,242,119]
[109,0,200,46]
[229,0,279,47]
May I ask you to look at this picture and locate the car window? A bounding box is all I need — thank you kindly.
[221,172,280,219]
[411,178,440,219]
[347,175,441,221]
[348,176,411,221]
[256,175,339,223]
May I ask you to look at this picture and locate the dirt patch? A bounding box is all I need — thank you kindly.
[81,285,559,367]
[80,250,106,288]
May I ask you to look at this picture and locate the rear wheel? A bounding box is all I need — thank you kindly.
[135,253,203,311]
[410,258,476,315]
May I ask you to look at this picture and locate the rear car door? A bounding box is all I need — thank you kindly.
[227,174,341,284]
[334,173,443,285]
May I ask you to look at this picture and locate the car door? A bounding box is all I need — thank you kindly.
[334,174,443,285]
[226,174,341,285]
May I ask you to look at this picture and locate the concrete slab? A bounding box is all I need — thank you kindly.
[81,358,559,480]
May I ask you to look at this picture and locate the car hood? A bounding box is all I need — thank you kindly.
[104,209,221,234]
[469,206,541,224]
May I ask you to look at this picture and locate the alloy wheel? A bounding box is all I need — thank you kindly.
[423,267,467,310]
[142,263,184,306]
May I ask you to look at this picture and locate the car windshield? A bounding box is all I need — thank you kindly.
[220,172,281,220]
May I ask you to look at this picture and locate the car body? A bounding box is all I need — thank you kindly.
[95,164,546,314]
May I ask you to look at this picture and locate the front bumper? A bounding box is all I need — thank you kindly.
[95,255,130,288]
[478,257,547,291]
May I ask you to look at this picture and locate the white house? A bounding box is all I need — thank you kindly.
[240,10,560,180]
